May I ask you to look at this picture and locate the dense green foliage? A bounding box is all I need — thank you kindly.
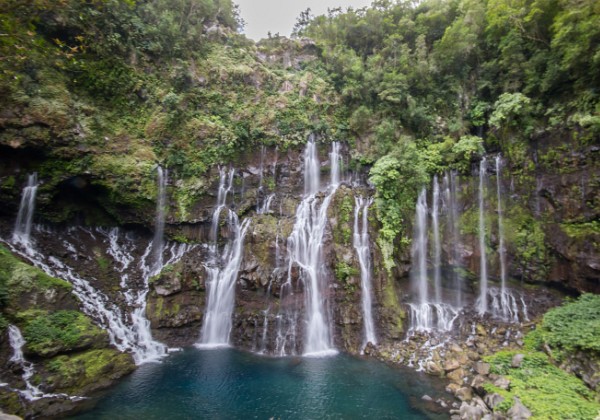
[302,0,599,145]
[539,294,600,356]
[483,295,600,417]
[485,350,600,418]
[0,0,339,224]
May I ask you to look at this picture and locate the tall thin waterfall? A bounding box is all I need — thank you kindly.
[495,156,507,296]
[443,171,463,307]
[353,196,377,350]
[408,184,458,332]
[432,177,442,303]
[478,157,488,314]
[198,169,251,347]
[282,140,340,356]
[151,167,167,273]
[13,173,38,247]
[413,188,429,304]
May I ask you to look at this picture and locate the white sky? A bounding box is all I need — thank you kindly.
[235,0,374,40]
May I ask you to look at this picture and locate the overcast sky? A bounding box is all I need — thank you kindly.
[235,0,373,40]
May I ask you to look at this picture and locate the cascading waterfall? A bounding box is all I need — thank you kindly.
[8,325,44,400]
[277,139,340,357]
[353,196,377,350]
[198,168,251,347]
[408,185,458,332]
[478,157,488,315]
[5,224,188,365]
[432,176,442,304]
[12,173,38,249]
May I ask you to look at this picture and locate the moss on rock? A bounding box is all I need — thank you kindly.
[40,349,135,395]
[16,309,108,357]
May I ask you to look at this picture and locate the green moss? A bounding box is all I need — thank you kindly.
[560,221,600,238]
[0,245,72,303]
[484,350,599,419]
[334,261,358,294]
[17,310,107,356]
[44,349,134,394]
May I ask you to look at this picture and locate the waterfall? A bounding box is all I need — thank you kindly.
[4,225,189,365]
[7,325,75,400]
[304,136,321,195]
[353,196,377,350]
[412,188,429,304]
[8,325,43,400]
[278,139,339,357]
[151,167,167,274]
[443,171,463,307]
[257,193,275,214]
[432,177,442,303]
[12,173,38,248]
[198,169,251,347]
[478,157,488,314]
[496,156,508,303]
[408,184,458,332]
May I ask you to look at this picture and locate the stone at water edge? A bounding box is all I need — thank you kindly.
[444,359,461,372]
[455,387,473,402]
[447,368,467,384]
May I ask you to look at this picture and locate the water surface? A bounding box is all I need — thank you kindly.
[72,348,447,419]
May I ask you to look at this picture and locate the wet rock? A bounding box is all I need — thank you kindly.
[456,387,473,401]
[446,383,461,395]
[511,354,524,368]
[475,361,491,375]
[421,394,433,402]
[447,368,467,384]
[444,359,461,372]
[507,397,532,419]
[426,360,444,375]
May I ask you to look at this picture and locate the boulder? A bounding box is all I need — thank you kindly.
[507,397,532,419]
[511,354,525,368]
[484,393,505,409]
[456,387,473,401]
[447,368,467,384]
[445,358,461,372]
[475,362,491,375]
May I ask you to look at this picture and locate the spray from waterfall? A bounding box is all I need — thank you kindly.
[198,168,251,347]
[13,173,38,249]
[478,157,488,314]
[353,196,377,350]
